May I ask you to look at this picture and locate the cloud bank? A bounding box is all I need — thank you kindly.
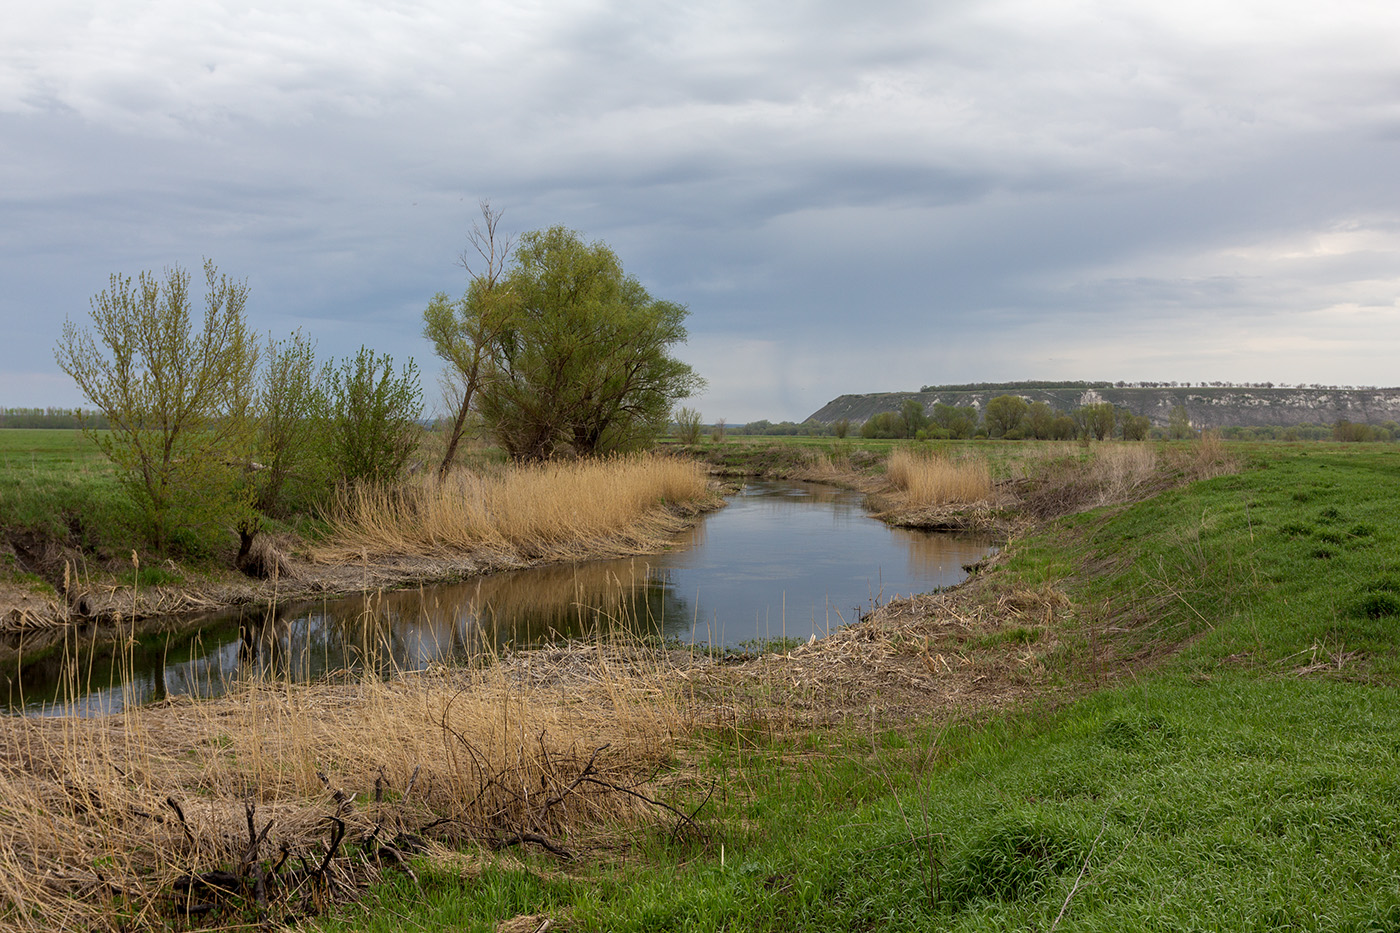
[3,0,1399,421]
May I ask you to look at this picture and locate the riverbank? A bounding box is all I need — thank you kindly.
[0,439,992,642]
[0,438,1231,671]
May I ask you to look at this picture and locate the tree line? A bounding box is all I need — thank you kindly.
[808,397,1397,443]
[0,408,111,429]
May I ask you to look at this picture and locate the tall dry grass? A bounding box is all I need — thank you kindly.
[1088,443,1160,505]
[325,454,715,561]
[885,448,993,509]
[0,633,693,931]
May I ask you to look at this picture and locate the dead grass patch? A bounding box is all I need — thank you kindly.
[885,448,993,509]
[322,454,716,562]
[0,640,698,931]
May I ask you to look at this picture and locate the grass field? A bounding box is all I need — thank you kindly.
[309,443,1400,933]
[0,429,133,579]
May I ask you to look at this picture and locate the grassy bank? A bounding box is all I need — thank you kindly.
[309,443,1400,932]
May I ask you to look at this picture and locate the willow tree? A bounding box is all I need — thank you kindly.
[54,260,259,552]
[475,226,703,461]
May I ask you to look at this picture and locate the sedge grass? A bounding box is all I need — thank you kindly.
[323,454,716,561]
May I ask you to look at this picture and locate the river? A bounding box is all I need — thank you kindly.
[5,480,992,715]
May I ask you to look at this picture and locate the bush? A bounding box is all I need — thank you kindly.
[673,406,703,444]
[325,347,424,485]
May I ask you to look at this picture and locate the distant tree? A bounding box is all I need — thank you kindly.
[985,395,1029,438]
[54,260,259,553]
[1076,402,1116,441]
[1167,405,1193,440]
[1050,414,1078,440]
[1120,411,1152,441]
[900,399,929,435]
[931,403,979,439]
[325,347,424,485]
[860,411,908,439]
[673,406,703,444]
[1333,419,1376,442]
[477,226,703,461]
[832,418,851,439]
[1026,401,1056,440]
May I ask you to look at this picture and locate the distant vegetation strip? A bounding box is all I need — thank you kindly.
[0,407,110,430]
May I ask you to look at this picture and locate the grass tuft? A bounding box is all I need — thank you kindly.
[885,448,993,508]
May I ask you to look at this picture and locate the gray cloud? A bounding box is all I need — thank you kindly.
[4,1,1400,421]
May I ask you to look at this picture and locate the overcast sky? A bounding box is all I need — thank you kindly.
[4,1,1400,423]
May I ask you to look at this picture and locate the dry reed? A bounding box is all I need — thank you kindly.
[885,448,993,508]
[0,630,697,931]
[1087,443,1160,505]
[324,454,715,561]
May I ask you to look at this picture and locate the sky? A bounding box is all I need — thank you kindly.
[4,1,1400,424]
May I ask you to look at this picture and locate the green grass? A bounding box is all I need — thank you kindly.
[311,443,1400,932]
[0,428,137,557]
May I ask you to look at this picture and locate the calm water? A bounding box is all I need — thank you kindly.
[5,481,991,715]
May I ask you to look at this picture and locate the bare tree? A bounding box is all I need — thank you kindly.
[422,200,516,477]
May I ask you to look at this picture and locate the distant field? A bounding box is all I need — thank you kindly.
[0,428,131,560]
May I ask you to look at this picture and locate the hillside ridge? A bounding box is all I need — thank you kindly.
[807,384,1400,429]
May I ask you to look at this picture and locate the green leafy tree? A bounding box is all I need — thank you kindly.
[1026,401,1056,439]
[932,403,979,439]
[325,347,424,484]
[985,395,1029,438]
[422,201,516,477]
[831,418,851,439]
[478,226,704,461]
[54,260,259,553]
[1076,402,1116,441]
[254,329,332,515]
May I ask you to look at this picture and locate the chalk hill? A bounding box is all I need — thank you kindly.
[807,383,1400,429]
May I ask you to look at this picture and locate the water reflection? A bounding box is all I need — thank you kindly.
[6,481,992,715]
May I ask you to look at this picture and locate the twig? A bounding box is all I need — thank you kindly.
[491,831,575,860]
[165,796,194,845]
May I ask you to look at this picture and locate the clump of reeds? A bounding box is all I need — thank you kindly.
[885,448,993,509]
[1087,443,1160,505]
[324,454,715,561]
[0,630,695,931]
